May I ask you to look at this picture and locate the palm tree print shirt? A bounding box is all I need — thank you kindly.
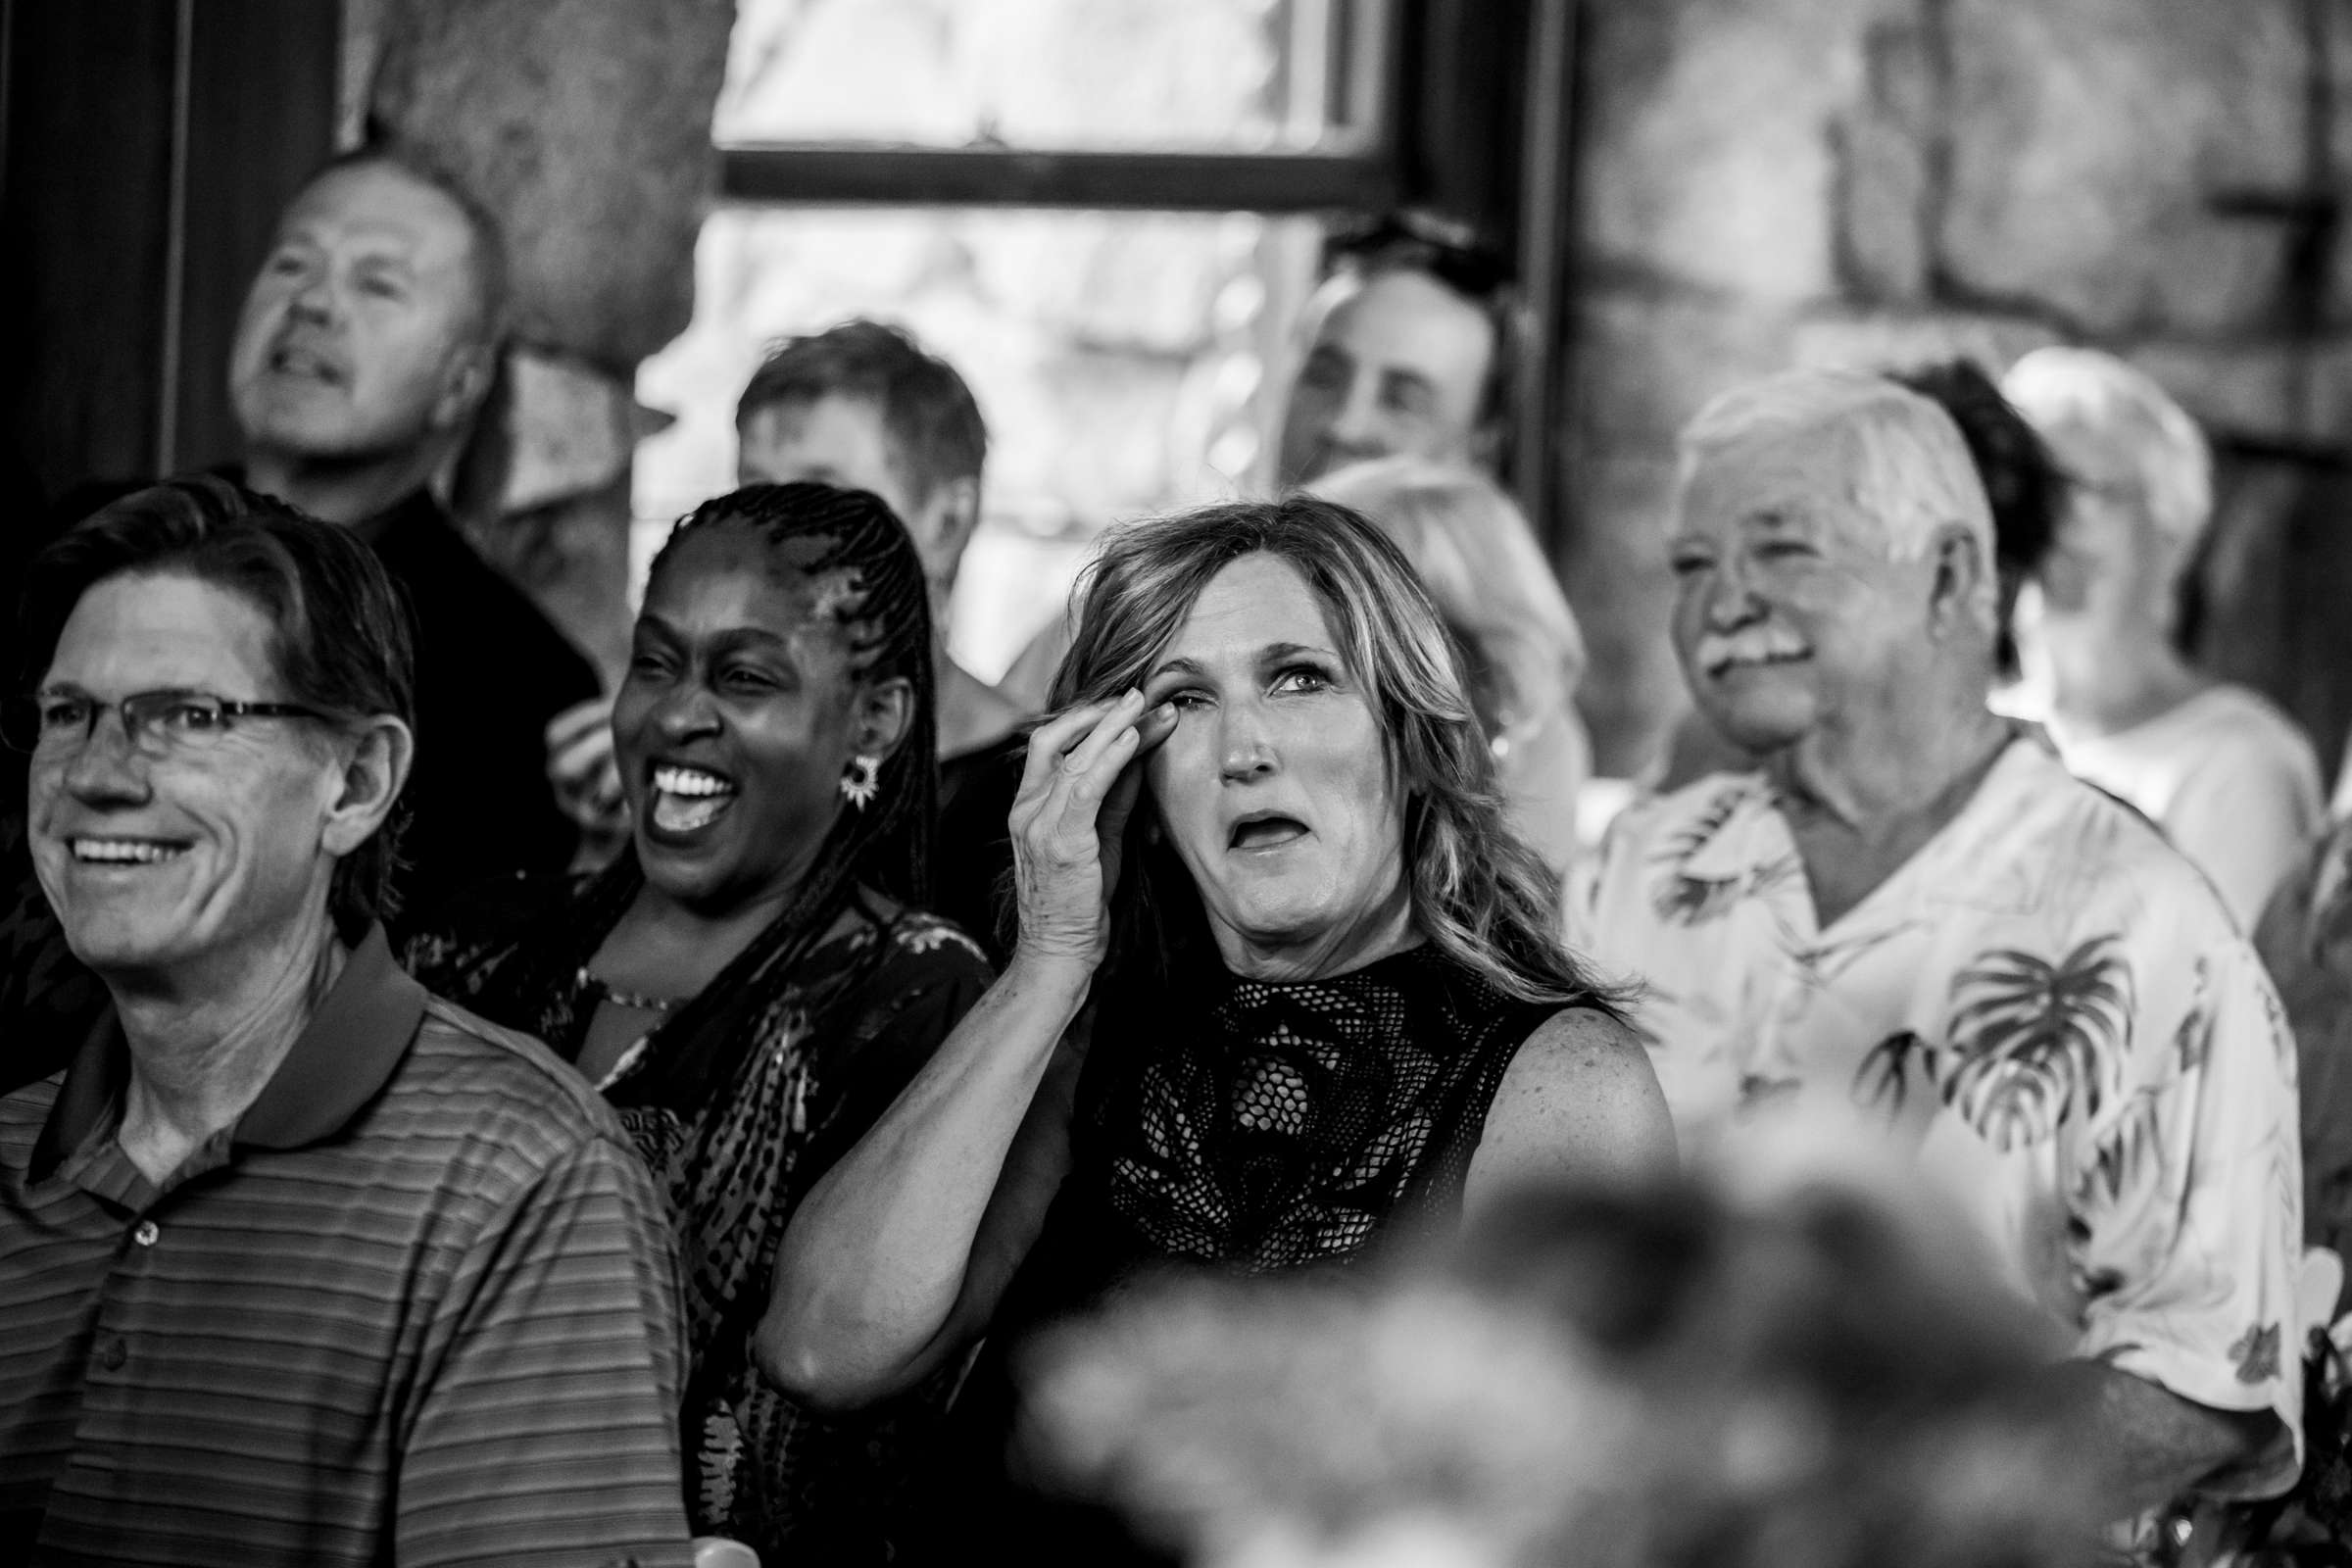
[1569,740,2304,1500]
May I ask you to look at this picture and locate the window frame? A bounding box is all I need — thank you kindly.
[718,147,1399,213]
[714,0,1406,212]
[704,0,1577,547]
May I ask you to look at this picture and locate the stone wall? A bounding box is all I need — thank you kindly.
[1563,0,2352,779]
[355,0,734,677]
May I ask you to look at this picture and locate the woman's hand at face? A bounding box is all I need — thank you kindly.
[1008,690,1177,973]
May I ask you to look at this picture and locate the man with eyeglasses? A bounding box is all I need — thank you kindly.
[45,142,602,928]
[0,477,693,1565]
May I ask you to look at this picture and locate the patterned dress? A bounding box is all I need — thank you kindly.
[408,872,993,1565]
[917,944,1573,1566]
[1569,738,2305,1501]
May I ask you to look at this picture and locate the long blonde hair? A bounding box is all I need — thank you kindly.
[1051,495,1618,1009]
[1310,459,1585,748]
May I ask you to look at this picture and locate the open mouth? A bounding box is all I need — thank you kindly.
[268,343,345,385]
[1228,813,1309,853]
[647,762,739,837]
[69,837,190,866]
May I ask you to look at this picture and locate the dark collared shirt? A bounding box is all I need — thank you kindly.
[0,928,693,1567]
[359,488,602,930]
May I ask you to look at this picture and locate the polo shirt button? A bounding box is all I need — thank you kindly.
[96,1336,126,1371]
[133,1220,160,1247]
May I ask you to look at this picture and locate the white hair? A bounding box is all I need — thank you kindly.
[1309,457,1585,726]
[2000,346,2212,553]
[1677,368,1999,625]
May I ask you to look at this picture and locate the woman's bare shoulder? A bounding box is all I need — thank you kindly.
[1466,1004,1676,1206]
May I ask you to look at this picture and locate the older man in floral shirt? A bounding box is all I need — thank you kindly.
[1570,369,2303,1520]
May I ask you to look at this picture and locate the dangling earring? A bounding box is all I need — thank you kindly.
[840,754,881,810]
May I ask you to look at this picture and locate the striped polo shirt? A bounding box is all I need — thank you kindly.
[0,926,694,1567]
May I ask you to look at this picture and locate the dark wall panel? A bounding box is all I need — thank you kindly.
[177,0,341,473]
[0,0,339,523]
[2,0,178,504]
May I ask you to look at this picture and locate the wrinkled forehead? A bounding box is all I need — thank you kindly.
[279,162,475,261]
[1670,421,1874,542]
[1149,551,1356,677]
[1301,269,1496,379]
[45,569,285,692]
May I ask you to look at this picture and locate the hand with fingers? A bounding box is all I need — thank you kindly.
[544,695,631,864]
[1007,689,1178,973]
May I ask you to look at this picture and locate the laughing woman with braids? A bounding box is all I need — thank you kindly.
[405,482,993,1564]
[761,496,1675,1559]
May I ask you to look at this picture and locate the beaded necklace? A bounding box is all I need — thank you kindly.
[577,966,684,1015]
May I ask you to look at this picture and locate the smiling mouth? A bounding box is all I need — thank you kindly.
[1706,649,1811,677]
[647,763,739,837]
[1229,815,1308,852]
[69,837,190,866]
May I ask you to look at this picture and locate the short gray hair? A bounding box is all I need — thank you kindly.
[2000,346,2212,552]
[1678,369,1997,623]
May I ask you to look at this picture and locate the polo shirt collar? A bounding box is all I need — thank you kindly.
[235,925,425,1149]
[31,926,427,1178]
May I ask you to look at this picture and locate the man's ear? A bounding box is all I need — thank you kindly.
[854,676,917,765]
[431,341,497,433]
[1927,521,1997,638]
[920,476,983,581]
[320,715,415,860]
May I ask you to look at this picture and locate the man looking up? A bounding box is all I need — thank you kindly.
[1568,370,2304,1521]
[1276,211,1519,488]
[0,478,690,1565]
[230,144,601,922]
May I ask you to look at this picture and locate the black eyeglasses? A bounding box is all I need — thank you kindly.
[1,690,339,757]
[1323,210,1515,302]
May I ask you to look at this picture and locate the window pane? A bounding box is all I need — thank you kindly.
[714,0,1379,154]
[632,207,1321,680]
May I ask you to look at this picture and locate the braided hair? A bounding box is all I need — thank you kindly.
[509,480,944,1110]
[648,480,939,918]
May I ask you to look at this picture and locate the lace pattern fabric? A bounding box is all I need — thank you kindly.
[1083,944,1555,1278]
[406,868,993,1566]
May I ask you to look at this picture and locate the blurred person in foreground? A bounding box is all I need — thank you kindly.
[1312,458,1591,871]
[408,483,993,1565]
[760,496,1674,1562]
[1569,369,2305,1517]
[997,212,1527,714]
[1017,1156,2106,1568]
[2002,347,2322,928]
[0,478,689,1565]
